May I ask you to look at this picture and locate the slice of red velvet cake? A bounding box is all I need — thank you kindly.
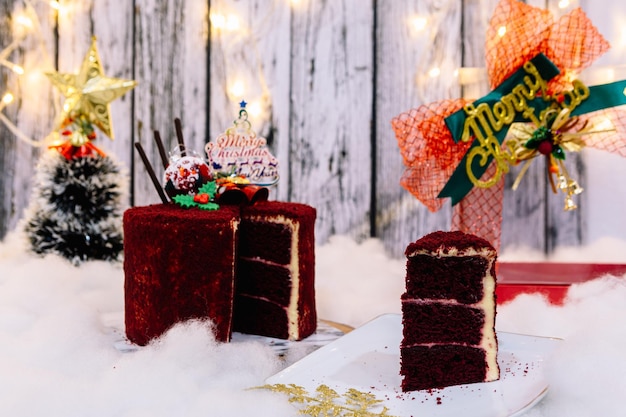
[400,230,499,391]
[123,204,240,345]
[233,201,317,340]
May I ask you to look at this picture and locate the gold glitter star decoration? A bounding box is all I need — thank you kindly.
[46,36,137,141]
[258,384,398,417]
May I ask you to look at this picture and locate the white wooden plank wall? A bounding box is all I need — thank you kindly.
[0,0,622,258]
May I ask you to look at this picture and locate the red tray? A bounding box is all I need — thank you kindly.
[496,262,626,305]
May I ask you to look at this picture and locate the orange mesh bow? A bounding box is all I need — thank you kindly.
[392,0,626,249]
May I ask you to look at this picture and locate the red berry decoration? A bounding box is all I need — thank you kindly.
[193,193,209,204]
[549,163,559,174]
[537,140,554,155]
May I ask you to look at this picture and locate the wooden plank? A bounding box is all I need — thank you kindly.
[375,0,462,258]
[133,0,208,206]
[0,0,18,239]
[542,0,585,251]
[288,0,374,244]
[56,0,135,205]
[207,0,291,202]
[0,0,57,238]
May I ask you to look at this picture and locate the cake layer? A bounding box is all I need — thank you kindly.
[238,220,292,265]
[232,295,313,340]
[124,204,240,345]
[233,201,317,340]
[400,344,490,391]
[405,230,494,256]
[401,300,485,346]
[405,254,488,304]
[236,258,292,305]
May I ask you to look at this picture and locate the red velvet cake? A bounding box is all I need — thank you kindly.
[400,230,499,391]
[123,204,240,345]
[233,201,317,340]
[123,201,317,345]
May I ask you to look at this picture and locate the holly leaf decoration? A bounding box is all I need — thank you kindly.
[172,194,197,208]
[198,181,217,198]
[172,181,219,210]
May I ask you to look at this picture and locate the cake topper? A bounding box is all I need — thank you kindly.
[205,101,279,186]
[135,116,270,208]
[134,118,217,209]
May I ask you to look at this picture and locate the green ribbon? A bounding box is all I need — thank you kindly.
[572,81,626,116]
[438,53,626,205]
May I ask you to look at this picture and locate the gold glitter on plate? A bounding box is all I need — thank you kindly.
[258,383,398,417]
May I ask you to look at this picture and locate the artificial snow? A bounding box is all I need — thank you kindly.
[1,229,626,416]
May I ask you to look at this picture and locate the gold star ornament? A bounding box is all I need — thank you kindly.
[46,36,137,140]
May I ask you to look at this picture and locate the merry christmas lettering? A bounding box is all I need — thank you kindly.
[460,61,590,188]
[205,131,279,185]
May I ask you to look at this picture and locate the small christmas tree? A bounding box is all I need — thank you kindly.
[24,130,126,265]
[23,37,136,265]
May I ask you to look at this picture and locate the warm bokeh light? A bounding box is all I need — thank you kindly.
[2,92,14,105]
[428,67,441,78]
[14,14,34,30]
[411,16,428,32]
[210,12,241,31]
[229,80,246,98]
[246,101,262,119]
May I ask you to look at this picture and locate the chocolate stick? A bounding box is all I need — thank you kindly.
[153,130,169,169]
[134,142,169,204]
[174,118,186,156]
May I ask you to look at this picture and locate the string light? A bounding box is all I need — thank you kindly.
[497,25,507,37]
[210,12,241,31]
[411,16,428,32]
[14,14,33,29]
[428,67,441,78]
[0,0,58,148]
[0,59,24,75]
[246,101,262,118]
[1,93,14,105]
[229,79,246,98]
[558,0,570,9]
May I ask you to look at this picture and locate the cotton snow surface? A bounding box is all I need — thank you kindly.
[1,231,626,416]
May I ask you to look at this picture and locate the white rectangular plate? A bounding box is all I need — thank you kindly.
[266,313,561,417]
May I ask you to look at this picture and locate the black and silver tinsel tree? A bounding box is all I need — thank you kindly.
[21,37,135,265]
[24,144,126,265]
